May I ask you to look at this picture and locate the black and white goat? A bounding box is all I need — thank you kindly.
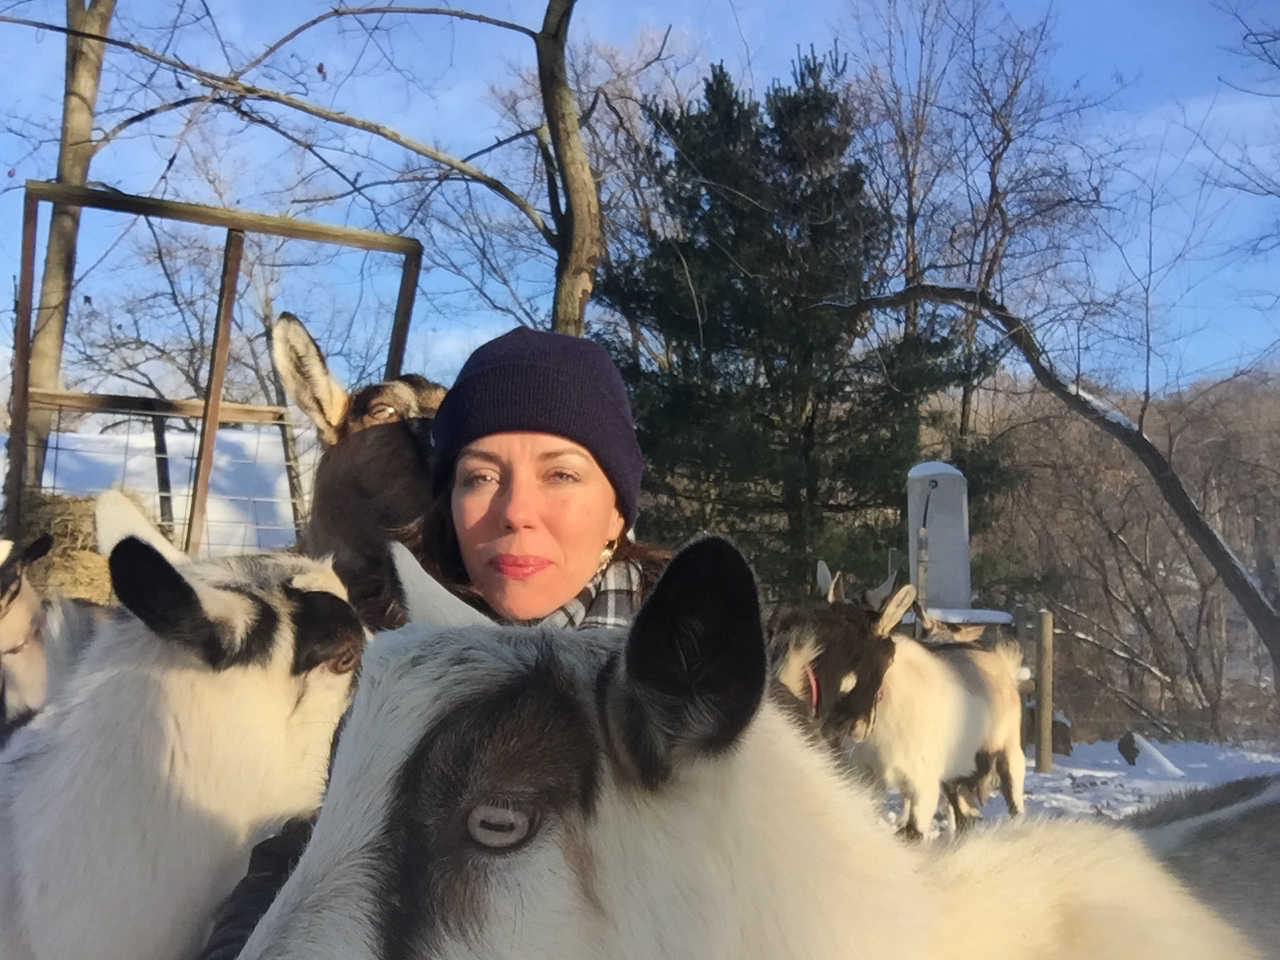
[232,536,1260,960]
[0,491,366,960]
[272,311,447,630]
[772,566,1025,838]
[0,534,55,727]
[0,534,103,747]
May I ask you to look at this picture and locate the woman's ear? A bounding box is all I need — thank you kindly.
[609,507,626,542]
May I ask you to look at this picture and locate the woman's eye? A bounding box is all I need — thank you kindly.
[547,469,580,484]
[460,471,498,488]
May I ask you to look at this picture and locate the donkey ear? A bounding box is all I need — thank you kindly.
[874,584,917,637]
[272,312,350,446]
[96,490,187,565]
[108,536,226,661]
[815,560,833,597]
[620,535,766,788]
[388,542,491,629]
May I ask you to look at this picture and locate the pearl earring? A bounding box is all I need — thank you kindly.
[598,539,617,573]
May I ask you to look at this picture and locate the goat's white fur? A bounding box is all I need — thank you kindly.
[95,488,188,564]
[0,507,360,960]
[387,541,490,629]
[235,546,1258,960]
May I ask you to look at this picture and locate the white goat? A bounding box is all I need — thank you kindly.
[234,536,1259,960]
[1126,774,1280,954]
[778,567,1025,837]
[0,492,366,960]
[0,535,55,723]
[0,534,104,745]
[851,605,1026,838]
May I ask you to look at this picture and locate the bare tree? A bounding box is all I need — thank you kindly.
[22,0,118,487]
[841,0,1112,440]
[2,2,604,334]
[979,371,1280,737]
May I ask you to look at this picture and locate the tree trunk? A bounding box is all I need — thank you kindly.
[856,283,1280,687]
[535,0,601,336]
[25,0,116,485]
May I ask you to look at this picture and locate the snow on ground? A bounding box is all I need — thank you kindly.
[873,739,1280,833]
[1022,739,1280,820]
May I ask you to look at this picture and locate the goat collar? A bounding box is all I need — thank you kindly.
[804,661,820,714]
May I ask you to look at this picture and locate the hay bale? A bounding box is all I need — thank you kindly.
[14,489,171,606]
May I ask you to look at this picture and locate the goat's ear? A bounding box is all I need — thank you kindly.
[827,570,846,604]
[912,600,939,634]
[272,312,350,446]
[18,532,53,568]
[949,624,986,643]
[815,559,833,597]
[862,570,900,612]
[109,536,223,663]
[388,542,490,629]
[95,490,187,566]
[620,535,766,788]
[874,584,916,636]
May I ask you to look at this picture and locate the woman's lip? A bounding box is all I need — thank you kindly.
[490,555,552,580]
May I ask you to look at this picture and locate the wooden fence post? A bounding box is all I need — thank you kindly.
[1036,608,1055,773]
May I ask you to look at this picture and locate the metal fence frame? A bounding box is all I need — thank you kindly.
[8,179,423,553]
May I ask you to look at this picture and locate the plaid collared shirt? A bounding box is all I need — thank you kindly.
[536,559,644,631]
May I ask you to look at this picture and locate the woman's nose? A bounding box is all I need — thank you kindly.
[496,475,538,529]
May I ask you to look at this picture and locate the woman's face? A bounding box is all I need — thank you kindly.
[451,432,626,621]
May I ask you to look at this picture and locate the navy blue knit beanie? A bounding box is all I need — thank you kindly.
[431,328,643,527]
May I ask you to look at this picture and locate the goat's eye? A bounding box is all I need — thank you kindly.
[467,802,534,850]
[368,403,399,422]
[327,646,361,674]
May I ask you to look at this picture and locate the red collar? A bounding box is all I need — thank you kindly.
[804,661,820,714]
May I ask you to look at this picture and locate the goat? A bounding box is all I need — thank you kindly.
[272,311,447,630]
[0,534,104,749]
[774,566,1024,838]
[232,535,1260,960]
[1124,774,1280,954]
[0,491,367,960]
[0,534,55,725]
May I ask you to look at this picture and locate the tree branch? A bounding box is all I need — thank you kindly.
[850,283,1280,676]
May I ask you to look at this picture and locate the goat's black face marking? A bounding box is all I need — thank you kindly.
[374,651,600,959]
[110,538,230,667]
[284,583,366,676]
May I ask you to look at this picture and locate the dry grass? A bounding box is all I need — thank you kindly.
[13,489,168,605]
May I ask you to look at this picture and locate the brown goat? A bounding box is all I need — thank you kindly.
[271,312,447,630]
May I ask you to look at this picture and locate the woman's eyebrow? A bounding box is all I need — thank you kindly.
[456,448,503,464]
[537,448,590,461]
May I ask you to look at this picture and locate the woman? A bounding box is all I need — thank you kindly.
[423,324,665,626]
[199,327,666,960]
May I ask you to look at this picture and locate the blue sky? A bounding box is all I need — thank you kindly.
[2,0,1278,392]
